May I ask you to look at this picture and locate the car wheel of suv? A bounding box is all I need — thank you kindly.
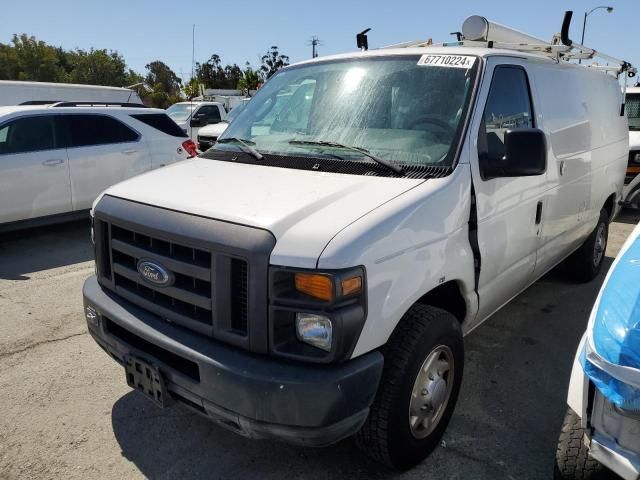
[355,304,463,470]
[567,209,609,283]
[554,407,611,479]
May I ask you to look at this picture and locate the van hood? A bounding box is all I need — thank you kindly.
[102,158,423,268]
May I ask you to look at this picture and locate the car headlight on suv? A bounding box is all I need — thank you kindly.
[269,267,367,363]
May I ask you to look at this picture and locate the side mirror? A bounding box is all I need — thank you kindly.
[206,119,220,125]
[481,128,546,179]
[190,117,203,127]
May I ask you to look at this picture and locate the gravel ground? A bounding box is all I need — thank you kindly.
[1,211,638,480]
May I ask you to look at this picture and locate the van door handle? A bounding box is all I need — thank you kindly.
[42,158,64,166]
[121,149,138,154]
[535,201,543,225]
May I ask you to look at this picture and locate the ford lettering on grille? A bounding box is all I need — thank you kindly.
[137,260,172,287]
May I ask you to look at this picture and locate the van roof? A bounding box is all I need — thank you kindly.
[291,45,557,67]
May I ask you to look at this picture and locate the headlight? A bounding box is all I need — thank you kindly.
[296,313,332,351]
[269,266,367,362]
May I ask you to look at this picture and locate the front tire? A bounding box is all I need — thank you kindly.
[554,407,611,479]
[567,209,609,283]
[355,305,463,470]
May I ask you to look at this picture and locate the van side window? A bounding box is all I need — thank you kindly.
[64,114,139,147]
[481,66,534,160]
[0,116,56,155]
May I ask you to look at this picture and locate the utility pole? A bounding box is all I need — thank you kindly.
[309,36,323,58]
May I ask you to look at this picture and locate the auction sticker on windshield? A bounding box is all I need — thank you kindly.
[417,54,476,69]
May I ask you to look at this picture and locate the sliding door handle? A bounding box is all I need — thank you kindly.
[535,201,543,225]
[121,149,138,154]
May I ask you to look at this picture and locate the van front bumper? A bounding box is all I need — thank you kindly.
[83,275,384,446]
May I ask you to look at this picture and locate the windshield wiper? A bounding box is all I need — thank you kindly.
[289,140,404,175]
[216,137,263,160]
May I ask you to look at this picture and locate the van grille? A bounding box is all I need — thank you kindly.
[96,220,249,339]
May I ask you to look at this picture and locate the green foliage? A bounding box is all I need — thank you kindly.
[260,46,289,80]
[0,33,144,88]
[66,49,128,86]
[237,63,261,95]
[0,34,65,82]
[145,60,182,96]
[183,77,200,100]
[195,54,243,89]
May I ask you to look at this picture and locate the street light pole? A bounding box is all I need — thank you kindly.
[579,6,614,64]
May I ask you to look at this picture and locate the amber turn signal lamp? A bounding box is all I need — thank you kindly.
[341,276,362,296]
[294,273,334,301]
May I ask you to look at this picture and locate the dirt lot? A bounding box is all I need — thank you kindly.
[1,211,639,480]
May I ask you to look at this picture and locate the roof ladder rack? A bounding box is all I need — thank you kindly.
[384,11,636,78]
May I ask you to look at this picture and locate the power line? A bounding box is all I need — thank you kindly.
[308,36,323,58]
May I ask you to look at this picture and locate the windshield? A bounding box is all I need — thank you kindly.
[166,103,196,123]
[215,55,477,167]
[627,93,640,131]
[225,102,247,123]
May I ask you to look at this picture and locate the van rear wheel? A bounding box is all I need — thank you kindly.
[355,304,463,470]
[567,209,608,283]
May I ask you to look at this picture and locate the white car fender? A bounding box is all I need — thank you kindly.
[318,163,478,357]
[567,333,590,426]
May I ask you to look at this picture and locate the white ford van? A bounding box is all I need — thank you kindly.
[82,13,633,470]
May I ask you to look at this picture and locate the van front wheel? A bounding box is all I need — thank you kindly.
[355,304,463,470]
[567,209,609,283]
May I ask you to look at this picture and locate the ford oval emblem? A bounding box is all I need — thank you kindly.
[137,259,172,287]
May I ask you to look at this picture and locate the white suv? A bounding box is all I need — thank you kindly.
[0,103,197,231]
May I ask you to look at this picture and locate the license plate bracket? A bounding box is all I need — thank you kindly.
[124,355,173,408]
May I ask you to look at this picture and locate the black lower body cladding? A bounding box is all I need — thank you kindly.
[83,276,384,446]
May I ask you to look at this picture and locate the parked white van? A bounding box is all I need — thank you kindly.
[82,13,632,470]
[0,80,142,106]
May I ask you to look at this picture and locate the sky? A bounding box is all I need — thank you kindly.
[2,0,639,82]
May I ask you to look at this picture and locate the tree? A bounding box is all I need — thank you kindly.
[0,42,19,80]
[260,46,289,80]
[183,77,200,99]
[9,34,64,82]
[145,60,182,96]
[195,54,243,89]
[66,48,128,86]
[237,63,261,95]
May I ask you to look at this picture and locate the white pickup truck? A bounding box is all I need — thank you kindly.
[83,13,632,470]
[165,101,227,141]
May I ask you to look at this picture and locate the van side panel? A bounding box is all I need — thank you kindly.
[317,164,476,358]
[529,62,627,278]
